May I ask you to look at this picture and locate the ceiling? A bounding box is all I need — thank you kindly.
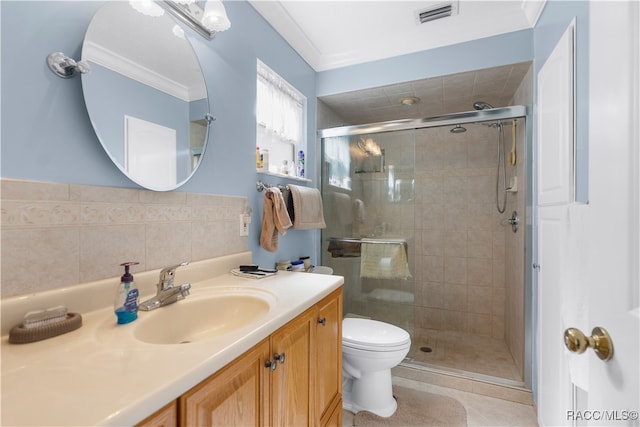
[248,0,545,72]
[84,1,206,101]
[249,1,543,125]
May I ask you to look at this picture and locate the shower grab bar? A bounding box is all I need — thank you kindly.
[328,237,407,245]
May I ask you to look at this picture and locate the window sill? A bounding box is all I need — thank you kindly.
[257,170,311,183]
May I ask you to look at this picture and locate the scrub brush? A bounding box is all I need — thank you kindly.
[10,305,82,344]
[23,305,68,328]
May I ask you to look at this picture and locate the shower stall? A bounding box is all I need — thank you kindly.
[319,106,531,388]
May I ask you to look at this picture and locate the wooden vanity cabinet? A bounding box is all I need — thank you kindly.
[315,289,342,426]
[145,288,342,427]
[270,306,316,425]
[180,339,271,426]
[136,401,178,427]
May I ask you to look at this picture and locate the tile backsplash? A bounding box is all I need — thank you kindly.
[1,179,248,298]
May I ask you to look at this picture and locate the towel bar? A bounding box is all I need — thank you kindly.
[256,180,288,192]
[328,237,407,246]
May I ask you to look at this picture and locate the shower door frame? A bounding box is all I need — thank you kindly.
[318,105,533,389]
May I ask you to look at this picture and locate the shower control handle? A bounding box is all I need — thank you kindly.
[500,211,519,233]
[317,317,327,326]
[564,326,614,361]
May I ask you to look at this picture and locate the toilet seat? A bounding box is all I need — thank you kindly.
[343,318,410,351]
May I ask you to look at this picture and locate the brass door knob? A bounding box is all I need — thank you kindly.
[564,326,614,361]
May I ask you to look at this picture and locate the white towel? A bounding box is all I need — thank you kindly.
[360,239,411,279]
[332,192,353,226]
[353,199,365,223]
[289,185,326,230]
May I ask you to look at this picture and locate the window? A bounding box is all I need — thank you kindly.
[323,136,351,190]
[256,60,306,176]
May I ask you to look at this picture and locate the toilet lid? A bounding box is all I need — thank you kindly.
[342,318,411,349]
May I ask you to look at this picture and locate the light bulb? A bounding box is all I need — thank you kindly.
[129,0,165,17]
[202,0,231,32]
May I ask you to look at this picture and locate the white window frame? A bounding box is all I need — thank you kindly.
[256,59,306,176]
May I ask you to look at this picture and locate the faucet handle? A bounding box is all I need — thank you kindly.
[158,262,189,290]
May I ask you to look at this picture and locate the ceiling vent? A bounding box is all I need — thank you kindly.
[417,2,459,24]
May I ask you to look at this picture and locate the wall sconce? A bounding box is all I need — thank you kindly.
[46,52,90,78]
[162,0,230,40]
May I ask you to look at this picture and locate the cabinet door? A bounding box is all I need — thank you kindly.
[180,339,270,426]
[322,400,343,427]
[270,308,315,426]
[136,400,177,427]
[316,289,343,425]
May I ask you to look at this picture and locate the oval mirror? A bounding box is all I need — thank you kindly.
[81,1,209,191]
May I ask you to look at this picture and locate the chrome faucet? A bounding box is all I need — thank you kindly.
[140,262,191,311]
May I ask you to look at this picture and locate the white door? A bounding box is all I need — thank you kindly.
[537,2,640,426]
[536,19,578,426]
[125,115,177,190]
[581,1,639,423]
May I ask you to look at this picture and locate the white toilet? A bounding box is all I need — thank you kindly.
[342,318,411,417]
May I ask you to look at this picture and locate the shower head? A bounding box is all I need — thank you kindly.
[450,124,466,133]
[473,101,494,110]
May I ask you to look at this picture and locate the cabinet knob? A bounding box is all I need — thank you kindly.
[274,352,286,364]
[265,359,277,371]
[317,317,326,326]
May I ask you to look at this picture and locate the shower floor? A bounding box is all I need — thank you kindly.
[406,329,523,382]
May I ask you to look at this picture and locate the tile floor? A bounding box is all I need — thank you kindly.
[342,376,539,427]
[407,329,523,381]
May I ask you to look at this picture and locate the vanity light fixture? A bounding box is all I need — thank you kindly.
[46,52,90,79]
[357,137,382,156]
[129,0,165,17]
[202,0,231,32]
[162,0,230,39]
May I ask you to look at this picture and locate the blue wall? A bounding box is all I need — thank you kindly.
[83,63,191,181]
[0,0,318,269]
[317,29,534,96]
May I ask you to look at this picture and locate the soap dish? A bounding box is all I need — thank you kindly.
[9,313,83,344]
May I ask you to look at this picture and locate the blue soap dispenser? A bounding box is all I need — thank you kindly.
[115,262,140,324]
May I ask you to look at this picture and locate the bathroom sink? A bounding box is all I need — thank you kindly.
[133,289,274,344]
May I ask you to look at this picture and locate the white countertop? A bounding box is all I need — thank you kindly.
[1,255,343,426]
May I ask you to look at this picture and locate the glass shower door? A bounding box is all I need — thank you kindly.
[320,130,416,335]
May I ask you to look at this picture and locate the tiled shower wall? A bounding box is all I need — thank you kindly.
[414,65,531,373]
[0,179,248,298]
[413,123,509,339]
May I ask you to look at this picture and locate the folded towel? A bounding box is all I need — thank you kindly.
[289,184,326,230]
[333,192,353,226]
[260,187,292,252]
[327,239,361,258]
[360,239,411,279]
